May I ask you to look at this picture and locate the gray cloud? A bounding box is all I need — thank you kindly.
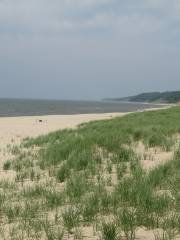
[0,0,179,34]
[0,0,180,100]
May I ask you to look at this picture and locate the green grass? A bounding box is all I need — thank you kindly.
[62,206,80,232]
[1,106,180,239]
[101,221,118,240]
[3,160,11,170]
[117,208,137,240]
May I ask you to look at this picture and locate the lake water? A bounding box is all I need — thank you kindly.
[0,99,165,117]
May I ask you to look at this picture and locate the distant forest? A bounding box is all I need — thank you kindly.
[107,91,180,104]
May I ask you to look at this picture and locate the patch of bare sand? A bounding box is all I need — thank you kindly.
[135,228,157,240]
[134,142,174,171]
[136,228,180,240]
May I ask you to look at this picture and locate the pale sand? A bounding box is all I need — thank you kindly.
[0,113,126,162]
[0,112,126,181]
[0,112,126,145]
[0,105,170,148]
[0,106,170,165]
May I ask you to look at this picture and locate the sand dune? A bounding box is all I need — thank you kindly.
[0,112,125,139]
[0,106,169,166]
[0,112,125,151]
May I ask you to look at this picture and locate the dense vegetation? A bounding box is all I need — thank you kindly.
[107,91,180,103]
[1,106,180,239]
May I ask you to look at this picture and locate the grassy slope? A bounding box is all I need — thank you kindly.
[1,107,180,239]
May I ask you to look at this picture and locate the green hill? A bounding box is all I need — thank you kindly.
[107,91,180,103]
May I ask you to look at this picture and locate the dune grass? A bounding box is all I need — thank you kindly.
[1,106,180,239]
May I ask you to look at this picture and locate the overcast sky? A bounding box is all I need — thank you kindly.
[0,0,180,100]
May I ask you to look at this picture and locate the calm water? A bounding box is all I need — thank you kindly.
[0,99,164,117]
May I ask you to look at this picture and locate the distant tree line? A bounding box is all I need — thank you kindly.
[106,91,180,103]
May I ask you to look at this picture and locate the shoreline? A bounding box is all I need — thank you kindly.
[112,101,174,106]
[0,105,175,154]
[0,105,171,147]
[0,99,170,118]
[0,112,125,145]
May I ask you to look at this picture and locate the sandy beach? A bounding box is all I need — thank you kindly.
[0,106,170,162]
[0,113,126,175]
[0,112,126,160]
[0,105,170,147]
[0,112,126,144]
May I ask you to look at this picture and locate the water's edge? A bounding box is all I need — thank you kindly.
[0,99,167,117]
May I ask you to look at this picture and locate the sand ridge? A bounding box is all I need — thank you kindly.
[0,113,126,167]
[0,106,170,167]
